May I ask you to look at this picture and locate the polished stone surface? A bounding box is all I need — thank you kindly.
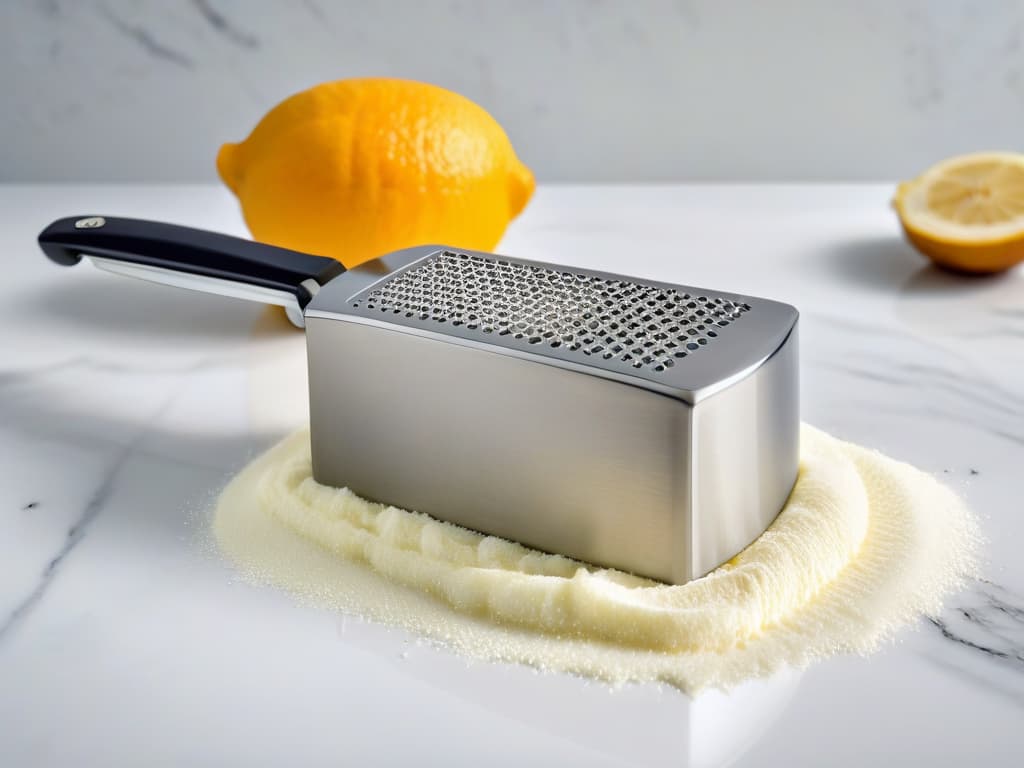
[5,2,1024,183]
[1,184,1022,766]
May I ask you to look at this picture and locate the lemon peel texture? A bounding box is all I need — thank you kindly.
[217,78,534,268]
[894,151,1024,273]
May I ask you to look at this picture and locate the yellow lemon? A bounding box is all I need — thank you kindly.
[217,78,534,267]
[893,151,1024,274]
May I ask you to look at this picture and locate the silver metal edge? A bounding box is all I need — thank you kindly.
[304,307,796,406]
[308,245,799,402]
[86,255,314,328]
[305,313,699,582]
[323,243,786,316]
[687,321,800,580]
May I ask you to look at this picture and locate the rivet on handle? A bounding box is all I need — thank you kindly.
[74,217,106,229]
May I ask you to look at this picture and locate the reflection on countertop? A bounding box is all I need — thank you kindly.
[1,184,1022,766]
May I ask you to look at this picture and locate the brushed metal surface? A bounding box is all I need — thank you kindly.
[86,255,316,328]
[689,326,799,580]
[307,316,693,581]
[306,313,799,584]
[306,246,799,403]
[49,221,798,582]
[303,244,800,583]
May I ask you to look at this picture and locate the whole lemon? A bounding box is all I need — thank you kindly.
[217,78,535,267]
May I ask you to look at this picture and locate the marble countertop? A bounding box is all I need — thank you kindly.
[1,184,1021,766]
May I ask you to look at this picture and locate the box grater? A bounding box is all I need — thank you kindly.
[39,216,799,584]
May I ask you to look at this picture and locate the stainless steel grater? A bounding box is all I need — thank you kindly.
[39,217,799,584]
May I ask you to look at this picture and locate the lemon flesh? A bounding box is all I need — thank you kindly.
[894,152,1024,273]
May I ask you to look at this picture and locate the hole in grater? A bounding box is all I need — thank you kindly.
[350,252,752,374]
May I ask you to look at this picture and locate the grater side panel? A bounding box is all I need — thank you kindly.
[688,323,799,580]
[305,314,694,583]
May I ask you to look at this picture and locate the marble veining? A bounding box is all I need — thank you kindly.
[191,0,259,50]
[0,356,208,641]
[811,355,1024,447]
[0,184,1021,765]
[806,312,1024,451]
[1,431,133,640]
[5,2,1024,182]
[930,580,1024,671]
[96,4,195,69]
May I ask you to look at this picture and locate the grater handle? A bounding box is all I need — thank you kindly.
[37,215,346,328]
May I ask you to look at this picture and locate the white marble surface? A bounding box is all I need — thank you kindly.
[4,1,1024,183]
[1,184,1023,766]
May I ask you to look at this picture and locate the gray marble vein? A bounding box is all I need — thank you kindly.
[813,308,1024,343]
[98,4,194,69]
[301,0,327,23]
[810,312,964,359]
[9,3,1024,183]
[810,359,1024,448]
[929,580,1024,672]
[917,650,1024,710]
[34,0,59,17]
[191,0,259,49]
[2,181,1024,762]
[0,356,278,476]
[807,313,1024,447]
[844,399,1024,449]
[0,448,128,641]
[813,357,1024,421]
[0,387,180,644]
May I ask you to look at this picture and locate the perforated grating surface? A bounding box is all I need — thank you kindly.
[351,251,752,373]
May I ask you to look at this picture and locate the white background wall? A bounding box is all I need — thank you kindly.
[3,0,1023,182]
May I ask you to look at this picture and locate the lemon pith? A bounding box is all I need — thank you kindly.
[894,151,1024,274]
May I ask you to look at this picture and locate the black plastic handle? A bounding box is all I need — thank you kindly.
[38,216,345,309]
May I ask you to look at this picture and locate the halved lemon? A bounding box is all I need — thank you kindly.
[893,151,1024,274]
